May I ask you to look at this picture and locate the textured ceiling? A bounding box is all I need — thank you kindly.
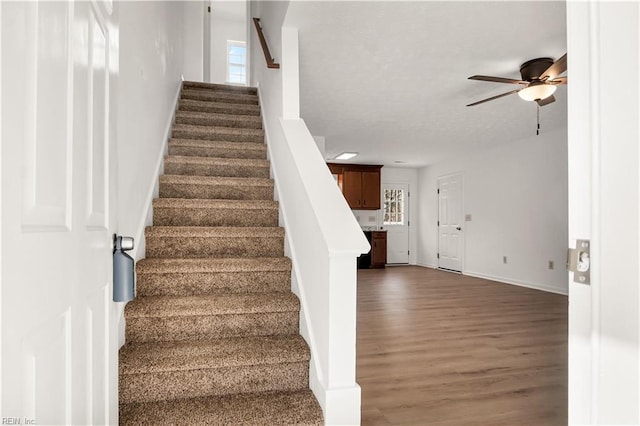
[285,1,567,167]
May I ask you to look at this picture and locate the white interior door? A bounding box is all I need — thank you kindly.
[382,184,409,264]
[1,1,118,424]
[438,173,463,272]
[567,2,640,424]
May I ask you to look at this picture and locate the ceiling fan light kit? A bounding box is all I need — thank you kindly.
[518,82,557,102]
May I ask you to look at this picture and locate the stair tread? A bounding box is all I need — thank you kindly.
[169,138,265,150]
[182,88,258,100]
[159,174,272,187]
[146,225,284,237]
[178,99,261,115]
[119,390,323,425]
[120,335,308,374]
[173,123,263,136]
[153,198,278,210]
[165,155,269,167]
[137,257,291,273]
[125,293,300,318]
[182,81,257,93]
[176,110,262,123]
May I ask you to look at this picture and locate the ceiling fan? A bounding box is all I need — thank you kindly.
[467,54,567,107]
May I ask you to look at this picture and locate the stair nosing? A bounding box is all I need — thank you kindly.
[120,335,309,374]
[125,293,300,318]
[136,257,291,273]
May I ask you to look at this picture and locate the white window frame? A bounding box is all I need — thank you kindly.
[383,188,405,226]
[226,40,247,85]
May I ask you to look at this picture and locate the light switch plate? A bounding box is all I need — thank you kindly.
[465,214,472,221]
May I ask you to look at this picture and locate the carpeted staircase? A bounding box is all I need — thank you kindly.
[119,81,323,425]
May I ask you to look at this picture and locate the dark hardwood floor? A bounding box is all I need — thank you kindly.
[357,266,568,425]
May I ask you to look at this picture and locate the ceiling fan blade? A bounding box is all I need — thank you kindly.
[468,75,528,85]
[467,89,521,107]
[548,76,567,85]
[536,95,556,107]
[541,53,567,80]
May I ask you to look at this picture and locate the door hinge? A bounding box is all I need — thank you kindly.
[408,250,410,255]
[567,239,590,285]
[437,253,440,259]
[437,220,439,226]
[437,188,440,194]
[408,220,410,226]
[207,6,211,12]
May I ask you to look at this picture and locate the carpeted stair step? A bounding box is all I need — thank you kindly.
[136,257,292,296]
[125,293,300,343]
[119,335,310,403]
[145,226,284,258]
[172,123,264,143]
[119,390,323,425]
[168,139,266,159]
[183,81,258,95]
[175,110,263,129]
[152,198,278,227]
[159,175,273,200]
[164,156,270,178]
[178,98,261,116]
[181,89,259,105]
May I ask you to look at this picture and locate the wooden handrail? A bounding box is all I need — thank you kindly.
[252,18,280,69]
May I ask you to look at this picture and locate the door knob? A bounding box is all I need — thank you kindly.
[456,226,462,231]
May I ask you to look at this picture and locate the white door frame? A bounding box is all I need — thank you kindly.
[567,2,640,424]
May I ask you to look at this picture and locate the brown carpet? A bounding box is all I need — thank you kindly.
[119,81,323,425]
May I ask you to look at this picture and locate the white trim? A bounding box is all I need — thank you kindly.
[463,270,568,296]
[416,262,437,269]
[117,81,182,348]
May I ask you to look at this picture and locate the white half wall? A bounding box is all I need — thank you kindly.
[417,127,568,294]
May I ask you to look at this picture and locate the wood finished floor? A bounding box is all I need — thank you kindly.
[357,266,567,426]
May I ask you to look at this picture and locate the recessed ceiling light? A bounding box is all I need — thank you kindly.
[334,152,358,160]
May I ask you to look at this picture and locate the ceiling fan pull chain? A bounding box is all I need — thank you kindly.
[536,103,540,136]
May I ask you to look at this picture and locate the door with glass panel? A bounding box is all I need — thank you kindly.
[382,184,410,264]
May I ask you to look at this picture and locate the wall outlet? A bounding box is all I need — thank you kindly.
[465,214,472,221]
[356,215,360,222]
[368,216,376,222]
[503,256,507,264]
[548,260,554,270]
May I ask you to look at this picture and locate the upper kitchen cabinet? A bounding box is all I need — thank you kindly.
[327,163,382,210]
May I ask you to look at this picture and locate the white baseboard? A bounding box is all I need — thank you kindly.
[463,270,568,296]
[416,262,437,269]
[130,81,182,262]
[118,81,183,348]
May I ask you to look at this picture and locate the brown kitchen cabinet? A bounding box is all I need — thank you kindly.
[327,163,382,210]
[370,231,387,268]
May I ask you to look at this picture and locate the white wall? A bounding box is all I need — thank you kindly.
[211,0,247,84]
[117,1,184,260]
[417,127,568,294]
[352,167,419,265]
[183,1,204,82]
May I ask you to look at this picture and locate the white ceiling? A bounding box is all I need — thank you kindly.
[285,1,567,167]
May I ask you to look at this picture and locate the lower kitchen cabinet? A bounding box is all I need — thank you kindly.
[370,231,387,268]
